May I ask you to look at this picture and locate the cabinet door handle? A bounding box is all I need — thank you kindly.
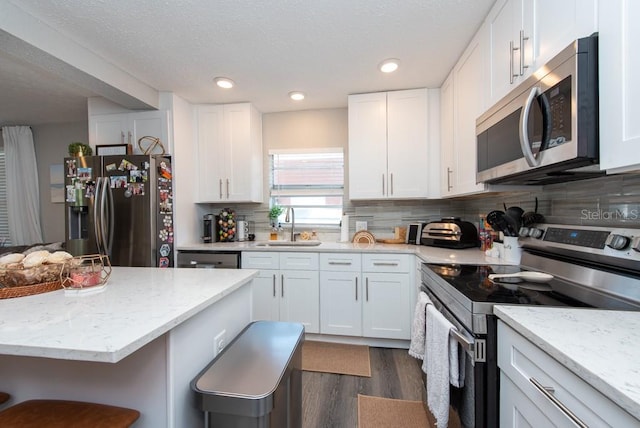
[447,167,453,191]
[355,277,358,301]
[529,377,587,428]
[510,40,518,84]
[519,30,529,76]
[128,131,132,145]
[272,274,276,297]
[219,179,223,199]
[281,274,284,297]
[226,178,230,198]
[120,131,125,145]
[373,262,399,266]
[365,277,369,301]
[382,174,385,196]
[390,173,394,195]
[328,261,352,265]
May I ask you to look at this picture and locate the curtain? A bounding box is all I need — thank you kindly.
[1,126,43,245]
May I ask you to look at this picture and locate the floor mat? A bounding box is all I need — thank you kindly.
[302,341,371,377]
[357,395,429,428]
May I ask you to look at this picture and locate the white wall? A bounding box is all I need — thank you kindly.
[262,108,348,150]
[32,121,88,243]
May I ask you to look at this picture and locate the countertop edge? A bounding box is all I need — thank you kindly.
[494,305,640,420]
[177,242,511,266]
[0,270,259,363]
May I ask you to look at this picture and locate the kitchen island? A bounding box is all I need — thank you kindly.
[0,267,258,427]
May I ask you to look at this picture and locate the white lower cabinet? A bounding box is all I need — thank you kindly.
[251,268,280,322]
[498,321,637,427]
[362,254,413,340]
[245,251,414,341]
[280,269,319,333]
[320,253,362,336]
[242,252,319,333]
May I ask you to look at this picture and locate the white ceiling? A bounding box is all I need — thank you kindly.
[0,0,495,126]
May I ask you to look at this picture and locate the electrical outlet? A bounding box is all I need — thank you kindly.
[214,330,227,355]
[355,221,367,231]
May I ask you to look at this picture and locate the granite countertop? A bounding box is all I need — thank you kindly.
[0,267,258,363]
[494,305,640,420]
[178,241,512,265]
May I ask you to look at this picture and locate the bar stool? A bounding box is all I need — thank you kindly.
[0,399,140,428]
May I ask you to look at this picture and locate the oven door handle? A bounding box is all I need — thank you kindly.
[421,284,487,362]
[450,329,474,353]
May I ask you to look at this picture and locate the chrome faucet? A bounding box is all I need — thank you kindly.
[285,207,295,241]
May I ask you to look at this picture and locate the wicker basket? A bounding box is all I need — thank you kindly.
[0,280,63,299]
[0,262,66,288]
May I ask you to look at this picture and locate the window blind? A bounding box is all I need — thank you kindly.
[269,149,344,226]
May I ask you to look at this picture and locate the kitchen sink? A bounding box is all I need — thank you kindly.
[255,240,322,247]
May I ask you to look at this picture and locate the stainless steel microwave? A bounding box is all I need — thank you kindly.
[476,34,601,185]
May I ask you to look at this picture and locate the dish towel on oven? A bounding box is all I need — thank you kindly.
[409,291,432,359]
[423,305,460,428]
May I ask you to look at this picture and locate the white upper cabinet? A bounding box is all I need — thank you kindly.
[348,92,388,200]
[349,88,436,200]
[599,0,640,173]
[440,75,455,196]
[440,24,490,197]
[89,110,171,154]
[195,103,263,203]
[488,0,597,104]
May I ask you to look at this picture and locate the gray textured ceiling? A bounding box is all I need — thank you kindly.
[1,0,495,126]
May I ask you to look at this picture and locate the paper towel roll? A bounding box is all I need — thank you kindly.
[237,221,246,241]
[340,215,349,242]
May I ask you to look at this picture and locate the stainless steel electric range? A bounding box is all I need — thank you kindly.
[420,223,640,428]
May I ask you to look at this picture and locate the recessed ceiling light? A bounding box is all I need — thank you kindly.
[214,77,234,89]
[379,58,400,73]
[289,91,305,101]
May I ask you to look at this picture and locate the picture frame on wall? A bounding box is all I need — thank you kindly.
[95,144,130,156]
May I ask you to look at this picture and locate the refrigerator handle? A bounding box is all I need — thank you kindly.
[93,178,104,254]
[105,178,115,257]
[99,177,110,256]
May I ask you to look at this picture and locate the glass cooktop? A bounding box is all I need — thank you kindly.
[425,263,591,307]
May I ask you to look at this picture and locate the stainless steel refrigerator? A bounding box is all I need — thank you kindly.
[64,154,174,267]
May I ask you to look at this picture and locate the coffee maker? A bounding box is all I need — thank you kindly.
[202,214,214,243]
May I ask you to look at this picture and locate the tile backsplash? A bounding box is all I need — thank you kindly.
[462,173,640,229]
[201,172,640,243]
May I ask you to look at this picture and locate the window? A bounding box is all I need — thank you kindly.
[0,146,9,246]
[270,149,344,227]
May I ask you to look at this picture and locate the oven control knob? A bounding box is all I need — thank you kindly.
[528,227,544,239]
[631,236,640,253]
[606,234,631,250]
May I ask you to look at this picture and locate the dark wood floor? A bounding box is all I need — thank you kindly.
[302,347,426,428]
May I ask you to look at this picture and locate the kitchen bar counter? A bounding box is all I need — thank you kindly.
[0,267,258,363]
[494,305,640,420]
[0,267,257,427]
[178,241,510,265]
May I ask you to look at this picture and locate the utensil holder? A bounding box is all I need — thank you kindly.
[502,237,522,263]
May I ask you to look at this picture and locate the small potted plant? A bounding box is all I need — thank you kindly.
[268,205,284,228]
[68,142,93,157]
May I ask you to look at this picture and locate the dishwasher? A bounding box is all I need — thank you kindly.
[177,251,241,269]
